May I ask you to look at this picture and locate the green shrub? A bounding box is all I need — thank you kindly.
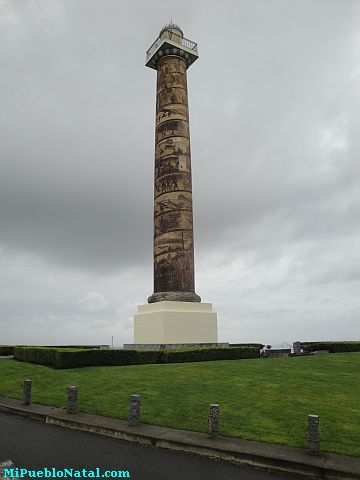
[14,346,259,369]
[43,345,108,349]
[230,343,264,349]
[14,347,60,367]
[161,347,259,364]
[2,345,106,358]
[302,342,360,354]
[0,345,14,356]
[54,349,162,369]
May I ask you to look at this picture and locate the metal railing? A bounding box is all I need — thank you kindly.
[146,29,198,61]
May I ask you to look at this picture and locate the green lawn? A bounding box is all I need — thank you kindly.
[0,353,359,457]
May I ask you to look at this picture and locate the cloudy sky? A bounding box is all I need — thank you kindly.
[1,0,359,347]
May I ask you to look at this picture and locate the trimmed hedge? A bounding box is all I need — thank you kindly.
[230,343,264,349]
[1,345,108,356]
[302,342,360,354]
[14,346,260,369]
[0,345,14,355]
[42,345,109,349]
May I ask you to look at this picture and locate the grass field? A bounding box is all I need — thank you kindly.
[0,353,359,457]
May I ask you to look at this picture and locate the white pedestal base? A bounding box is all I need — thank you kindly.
[133,301,218,344]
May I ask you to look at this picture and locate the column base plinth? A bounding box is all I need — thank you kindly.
[124,342,228,351]
[132,301,217,344]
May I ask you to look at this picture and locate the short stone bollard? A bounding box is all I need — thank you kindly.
[308,414,320,455]
[293,341,302,355]
[67,386,78,414]
[208,403,220,439]
[0,460,14,480]
[128,395,141,426]
[23,379,32,405]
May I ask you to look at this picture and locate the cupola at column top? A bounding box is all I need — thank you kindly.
[145,22,199,70]
[159,22,184,38]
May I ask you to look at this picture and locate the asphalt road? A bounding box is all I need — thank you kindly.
[0,411,304,480]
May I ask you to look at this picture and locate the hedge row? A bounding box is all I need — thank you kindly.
[14,346,260,369]
[43,345,109,349]
[230,343,264,349]
[0,345,108,356]
[302,342,360,353]
[0,345,14,355]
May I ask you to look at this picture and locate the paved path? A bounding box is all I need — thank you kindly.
[0,412,301,480]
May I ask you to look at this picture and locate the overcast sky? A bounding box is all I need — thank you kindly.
[1,0,359,347]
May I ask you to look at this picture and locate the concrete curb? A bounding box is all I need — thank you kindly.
[1,397,359,479]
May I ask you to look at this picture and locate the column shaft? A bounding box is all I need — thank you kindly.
[148,56,200,303]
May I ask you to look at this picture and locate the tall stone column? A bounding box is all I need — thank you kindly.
[130,23,218,347]
[147,24,200,304]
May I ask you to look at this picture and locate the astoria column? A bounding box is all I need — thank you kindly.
[129,23,218,347]
[146,23,201,304]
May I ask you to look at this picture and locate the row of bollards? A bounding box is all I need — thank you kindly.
[22,379,320,454]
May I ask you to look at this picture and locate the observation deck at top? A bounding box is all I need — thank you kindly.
[145,25,199,70]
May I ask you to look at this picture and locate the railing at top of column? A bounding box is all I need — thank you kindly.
[146,29,198,62]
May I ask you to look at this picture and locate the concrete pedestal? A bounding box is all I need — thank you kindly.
[132,301,218,345]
